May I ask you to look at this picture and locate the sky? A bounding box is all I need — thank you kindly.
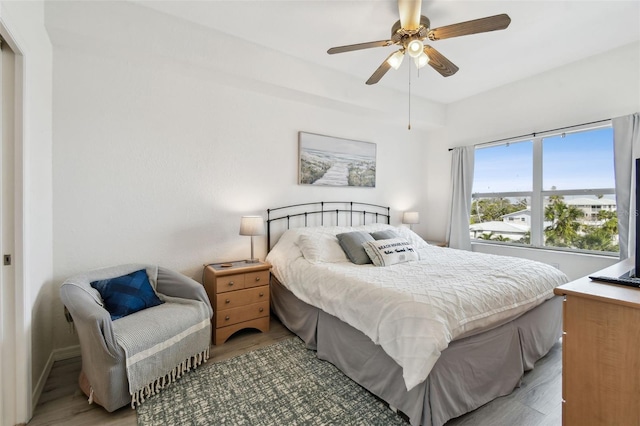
[473,127,615,194]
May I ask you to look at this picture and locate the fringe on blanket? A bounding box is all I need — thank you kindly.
[130,347,210,409]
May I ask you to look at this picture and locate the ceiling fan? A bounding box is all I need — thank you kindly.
[327,0,511,85]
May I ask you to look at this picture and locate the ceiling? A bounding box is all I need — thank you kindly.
[136,1,640,104]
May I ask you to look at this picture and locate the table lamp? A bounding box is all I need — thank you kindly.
[402,211,420,230]
[239,216,265,263]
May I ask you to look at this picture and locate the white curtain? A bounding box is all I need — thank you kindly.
[613,113,640,260]
[447,146,475,250]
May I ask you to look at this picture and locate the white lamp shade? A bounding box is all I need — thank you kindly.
[402,211,420,225]
[414,52,429,69]
[239,216,265,236]
[407,39,424,58]
[387,50,405,70]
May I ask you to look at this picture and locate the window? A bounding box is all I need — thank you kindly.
[470,125,617,254]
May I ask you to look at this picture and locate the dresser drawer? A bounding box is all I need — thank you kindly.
[215,273,245,293]
[216,285,269,311]
[245,270,270,289]
[216,301,269,327]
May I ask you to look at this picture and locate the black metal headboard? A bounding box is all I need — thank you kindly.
[267,201,390,251]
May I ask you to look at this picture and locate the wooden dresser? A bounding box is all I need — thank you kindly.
[203,261,271,345]
[554,257,640,426]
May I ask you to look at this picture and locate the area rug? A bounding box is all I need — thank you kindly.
[136,337,407,425]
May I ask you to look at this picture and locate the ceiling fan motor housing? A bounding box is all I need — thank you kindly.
[391,16,430,48]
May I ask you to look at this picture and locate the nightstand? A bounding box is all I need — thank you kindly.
[426,240,448,247]
[203,260,271,345]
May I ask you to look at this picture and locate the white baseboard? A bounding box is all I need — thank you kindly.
[31,352,54,411]
[31,345,81,410]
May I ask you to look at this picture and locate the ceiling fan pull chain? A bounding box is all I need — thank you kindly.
[408,64,411,130]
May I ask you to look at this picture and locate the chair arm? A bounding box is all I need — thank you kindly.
[59,282,122,358]
[156,267,213,318]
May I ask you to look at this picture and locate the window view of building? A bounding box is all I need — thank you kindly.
[470,125,618,254]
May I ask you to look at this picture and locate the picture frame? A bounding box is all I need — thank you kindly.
[298,132,376,187]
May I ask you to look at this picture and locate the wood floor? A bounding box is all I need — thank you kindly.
[28,315,562,426]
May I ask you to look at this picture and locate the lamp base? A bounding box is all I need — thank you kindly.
[245,258,260,263]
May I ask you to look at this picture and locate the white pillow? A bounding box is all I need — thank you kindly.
[363,238,419,267]
[393,227,430,250]
[297,234,349,263]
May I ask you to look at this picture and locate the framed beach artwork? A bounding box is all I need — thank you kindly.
[298,132,376,187]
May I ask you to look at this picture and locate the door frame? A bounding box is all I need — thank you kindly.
[0,15,30,424]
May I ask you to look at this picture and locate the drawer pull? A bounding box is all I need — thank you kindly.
[255,277,261,282]
[259,292,264,297]
[259,307,264,313]
[228,281,234,286]
[225,299,230,304]
[225,315,230,321]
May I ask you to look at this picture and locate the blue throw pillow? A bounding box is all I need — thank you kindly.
[91,269,163,321]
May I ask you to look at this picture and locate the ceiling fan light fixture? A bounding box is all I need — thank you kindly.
[387,50,405,70]
[326,3,511,85]
[407,39,424,58]
[414,52,429,69]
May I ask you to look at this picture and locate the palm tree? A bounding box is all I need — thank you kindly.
[471,198,523,223]
[574,227,619,252]
[572,210,619,252]
[544,199,583,247]
[518,231,531,244]
[597,209,618,235]
[476,232,512,242]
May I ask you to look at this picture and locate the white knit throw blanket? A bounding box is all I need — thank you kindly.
[112,295,211,408]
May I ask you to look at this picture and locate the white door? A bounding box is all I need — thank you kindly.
[0,36,16,426]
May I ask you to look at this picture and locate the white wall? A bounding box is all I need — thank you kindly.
[423,41,640,277]
[0,0,53,422]
[47,1,433,351]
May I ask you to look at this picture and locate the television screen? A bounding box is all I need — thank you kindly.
[634,157,639,278]
[589,158,640,287]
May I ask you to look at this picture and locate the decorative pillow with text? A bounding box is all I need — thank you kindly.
[363,238,419,267]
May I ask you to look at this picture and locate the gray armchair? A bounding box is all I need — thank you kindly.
[60,264,213,411]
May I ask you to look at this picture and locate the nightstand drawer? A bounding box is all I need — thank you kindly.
[216,301,269,327]
[215,273,245,293]
[216,285,269,311]
[245,270,270,289]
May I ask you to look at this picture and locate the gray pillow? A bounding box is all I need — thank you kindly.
[370,230,400,240]
[337,231,375,265]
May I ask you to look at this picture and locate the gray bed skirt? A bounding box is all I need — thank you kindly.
[270,277,562,426]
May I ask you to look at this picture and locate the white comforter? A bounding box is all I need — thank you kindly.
[266,224,568,391]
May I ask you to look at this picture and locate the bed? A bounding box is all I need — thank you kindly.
[265,202,567,426]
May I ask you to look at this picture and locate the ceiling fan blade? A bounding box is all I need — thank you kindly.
[398,0,422,30]
[365,54,394,85]
[428,14,511,41]
[328,40,394,54]
[423,45,459,77]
